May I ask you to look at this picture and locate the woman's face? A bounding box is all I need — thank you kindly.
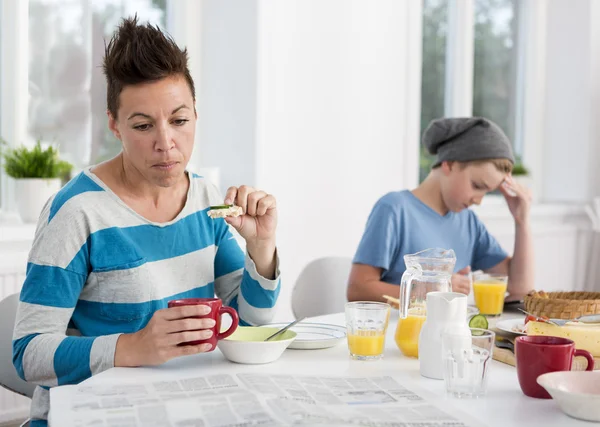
[440,161,507,212]
[108,75,196,188]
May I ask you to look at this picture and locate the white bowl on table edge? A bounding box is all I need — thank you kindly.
[216,326,297,364]
[537,371,600,422]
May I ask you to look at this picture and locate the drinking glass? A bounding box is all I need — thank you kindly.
[345,302,390,360]
[442,328,495,398]
[472,273,508,317]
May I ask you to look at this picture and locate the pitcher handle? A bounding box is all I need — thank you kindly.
[399,266,420,319]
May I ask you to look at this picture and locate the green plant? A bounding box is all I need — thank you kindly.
[512,156,529,176]
[1,139,73,179]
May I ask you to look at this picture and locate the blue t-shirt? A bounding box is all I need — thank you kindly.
[353,190,508,285]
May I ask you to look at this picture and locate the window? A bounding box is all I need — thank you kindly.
[419,0,523,182]
[28,0,167,170]
[420,0,449,182]
[473,0,519,150]
[0,3,2,207]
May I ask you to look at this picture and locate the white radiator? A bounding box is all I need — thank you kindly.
[0,264,31,423]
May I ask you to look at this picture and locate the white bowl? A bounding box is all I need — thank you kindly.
[537,371,600,422]
[216,326,297,364]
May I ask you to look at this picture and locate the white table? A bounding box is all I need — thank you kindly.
[80,312,586,427]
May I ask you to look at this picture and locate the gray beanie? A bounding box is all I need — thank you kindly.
[422,117,515,167]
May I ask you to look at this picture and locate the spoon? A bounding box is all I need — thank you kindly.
[544,314,600,327]
[517,308,560,326]
[264,317,305,341]
[517,308,600,327]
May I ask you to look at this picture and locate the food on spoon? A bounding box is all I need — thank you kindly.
[513,314,550,334]
[207,205,243,219]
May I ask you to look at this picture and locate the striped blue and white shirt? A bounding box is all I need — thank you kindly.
[12,169,281,426]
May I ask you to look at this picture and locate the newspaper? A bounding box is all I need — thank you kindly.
[49,373,482,426]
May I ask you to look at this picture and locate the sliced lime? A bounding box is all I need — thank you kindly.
[469,314,489,330]
[209,204,233,210]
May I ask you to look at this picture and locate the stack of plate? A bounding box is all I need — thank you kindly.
[266,322,346,350]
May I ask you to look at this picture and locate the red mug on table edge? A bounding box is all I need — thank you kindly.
[167,298,239,351]
[515,335,594,399]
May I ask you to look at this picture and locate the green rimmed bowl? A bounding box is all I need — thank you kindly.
[217,326,297,364]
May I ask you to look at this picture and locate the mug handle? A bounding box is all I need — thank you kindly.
[575,349,595,371]
[217,306,239,340]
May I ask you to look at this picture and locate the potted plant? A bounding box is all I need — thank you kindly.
[511,156,533,191]
[1,140,72,223]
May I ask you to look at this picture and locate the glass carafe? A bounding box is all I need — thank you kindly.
[394,248,456,358]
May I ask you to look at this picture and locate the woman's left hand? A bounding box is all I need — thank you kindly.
[223,185,277,245]
[499,175,532,226]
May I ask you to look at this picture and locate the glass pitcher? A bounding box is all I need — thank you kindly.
[394,248,456,358]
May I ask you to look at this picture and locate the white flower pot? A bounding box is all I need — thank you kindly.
[15,178,62,223]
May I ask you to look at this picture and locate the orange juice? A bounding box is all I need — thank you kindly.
[473,280,507,315]
[395,308,426,358]
[347,330,386,357]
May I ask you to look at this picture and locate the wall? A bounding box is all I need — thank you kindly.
[198,0,422,321]
[542,0,600,202]
[198,0,258,192]
[472,201,593,293]
[195,1,417,319]
[196,0,600,320]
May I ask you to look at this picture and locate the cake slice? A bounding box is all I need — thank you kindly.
[527,321,600,357]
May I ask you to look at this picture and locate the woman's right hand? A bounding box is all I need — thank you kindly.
[115,305,216,367]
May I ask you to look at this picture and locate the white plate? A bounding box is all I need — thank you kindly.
[265,322,346,350]
[496,317,527,335]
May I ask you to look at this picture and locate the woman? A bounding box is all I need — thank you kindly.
[13,17,280,426]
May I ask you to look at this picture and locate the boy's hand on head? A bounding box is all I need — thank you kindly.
[451,266,472,295]
[499,175,532,226]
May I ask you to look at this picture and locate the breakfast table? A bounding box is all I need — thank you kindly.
[56,308,591,427]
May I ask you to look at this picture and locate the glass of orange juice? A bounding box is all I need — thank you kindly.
[473,274,508,317]
[345,302,390,360]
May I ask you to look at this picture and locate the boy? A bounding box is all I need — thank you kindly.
[348,117,533,302]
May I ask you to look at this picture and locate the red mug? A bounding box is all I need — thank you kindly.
[515,335,594,399]
[167,298,239,351]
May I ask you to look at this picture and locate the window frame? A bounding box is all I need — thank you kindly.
[439,0,546,199]
[0,0,28,214]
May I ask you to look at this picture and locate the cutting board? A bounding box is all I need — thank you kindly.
[492,339,600,370]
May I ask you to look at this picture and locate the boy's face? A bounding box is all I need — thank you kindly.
[440,161,508,212]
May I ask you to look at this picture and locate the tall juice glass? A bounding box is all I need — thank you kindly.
[473,274,508,317]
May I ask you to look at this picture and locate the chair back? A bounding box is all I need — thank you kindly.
[291,257,352,319]
[0,293,35,398]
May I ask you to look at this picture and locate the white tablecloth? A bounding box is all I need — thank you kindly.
[75,312,586,427]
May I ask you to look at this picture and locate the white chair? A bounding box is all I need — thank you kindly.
[0,293,35,399]
[291,257,353,319]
